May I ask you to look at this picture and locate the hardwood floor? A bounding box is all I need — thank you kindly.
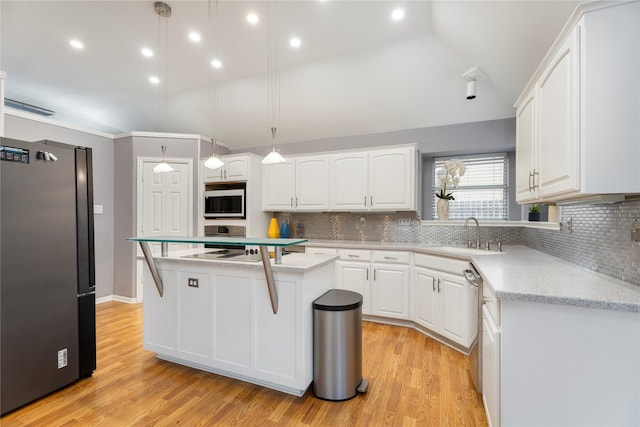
[2,301,487,426]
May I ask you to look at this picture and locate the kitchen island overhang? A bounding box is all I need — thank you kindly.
[128,236,338,396]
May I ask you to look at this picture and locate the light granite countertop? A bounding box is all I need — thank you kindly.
[304,240,640,313]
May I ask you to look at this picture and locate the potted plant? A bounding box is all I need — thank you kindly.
[435,159,466,220]
[528,204,541,221]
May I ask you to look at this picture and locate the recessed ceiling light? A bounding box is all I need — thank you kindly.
[188,31,201,43]
[289,37,302,48]
[69,39,84,50]
[391,8,405,21]
[149,76,160,85]
[141,47,154,58]
[211,59,222,69]
[246,13,259,24]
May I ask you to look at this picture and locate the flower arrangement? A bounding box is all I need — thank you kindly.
[435,159,466,200]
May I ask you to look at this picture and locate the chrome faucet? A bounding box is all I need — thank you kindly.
[464,217,480,249]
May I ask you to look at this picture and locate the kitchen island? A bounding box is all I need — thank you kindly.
[129,236,337,396]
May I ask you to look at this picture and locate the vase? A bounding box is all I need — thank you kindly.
[437,198,450,220]
[268,217,280,238]
[279,219,291,238]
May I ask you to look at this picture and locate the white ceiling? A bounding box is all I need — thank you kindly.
[0,1,579,150]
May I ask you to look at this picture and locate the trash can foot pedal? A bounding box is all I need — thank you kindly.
[357,378,369,393]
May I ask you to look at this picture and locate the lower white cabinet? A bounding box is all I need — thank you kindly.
[482,304,500,427]
[413,254,477,348]
[335,249,410,320]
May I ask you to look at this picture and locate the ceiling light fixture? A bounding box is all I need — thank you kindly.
[149,76,160,85]
[141,47,154,57]
[391,8,405,21]
[188,31,201,43]
[289,37,301,48]
[204,0,224,170]
[247,13,259,24]
[69,39,84,49]
[153,1,175,173]
[263,1,286,165]
[462,66,487,100]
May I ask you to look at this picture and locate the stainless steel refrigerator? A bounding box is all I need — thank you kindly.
[0,137,96,415]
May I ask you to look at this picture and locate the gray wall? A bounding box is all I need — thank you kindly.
[113,134,201,298]
[4,113,115,298]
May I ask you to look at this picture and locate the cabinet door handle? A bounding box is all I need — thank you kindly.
[370,196,373,206]
[290,197,293,207]
[432,277,436,292]
[366,269,369,281]
[437,279,441,293]
[364,196,367,206]
[373,269,376,281]
[532,169,539,190]
[384,256,397,260]
[528,171,533,191]
[348,254,360,258]
[295,197,298,207]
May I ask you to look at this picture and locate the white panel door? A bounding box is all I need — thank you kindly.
[413,267,438,331]
[372,264,409,319]
[537,26,580,198]
[213,274,252,368]
[141,160,191,253]
[369,147,414,210]
[295,155,330,210]
[262,161,295,211]
[336,261,370,314]
[330,152,368,210]
[439,274,467,343]
[515,90,538,203]
[178,271,211,359]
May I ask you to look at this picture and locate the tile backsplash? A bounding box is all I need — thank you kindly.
[276,197,640,287]
[524,198,640,287]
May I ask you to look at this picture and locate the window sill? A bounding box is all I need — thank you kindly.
[421,220,561,231]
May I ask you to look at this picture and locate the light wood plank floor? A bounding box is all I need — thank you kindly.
[2,301,487,426]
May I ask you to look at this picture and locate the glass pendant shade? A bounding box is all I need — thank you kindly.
[153,161,174,173]
[262,148,286,165]
[204,155,224,169]
[153,145,175,173]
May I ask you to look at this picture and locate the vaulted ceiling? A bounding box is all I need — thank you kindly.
[0,1,579,149]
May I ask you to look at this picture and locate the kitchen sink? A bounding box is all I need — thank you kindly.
[435,246,505,256]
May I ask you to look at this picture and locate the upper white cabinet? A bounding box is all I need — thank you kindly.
[330,145,417,212]
[514,1,640,203]
[202,155,249,182]
[264,145,418,212]
[262,155,330,211]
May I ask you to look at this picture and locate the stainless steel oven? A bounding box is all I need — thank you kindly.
[464,264,483,393]
[204,185,245,218]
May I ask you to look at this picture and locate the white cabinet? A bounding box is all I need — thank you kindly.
[330,146,417,211]
[202,155,248,182]
[482,305,500,427]
[262,155,329,212]
[514,2,640,203]
[334,249,410,320]
[413,254,477,348]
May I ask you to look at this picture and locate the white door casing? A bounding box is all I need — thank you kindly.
[136,157,193,302]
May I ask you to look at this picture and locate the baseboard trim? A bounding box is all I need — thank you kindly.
[96,295,139,305]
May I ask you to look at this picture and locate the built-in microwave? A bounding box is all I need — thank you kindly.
[204,186,245,218]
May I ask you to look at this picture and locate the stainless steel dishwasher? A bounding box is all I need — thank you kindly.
[464,264,483,392]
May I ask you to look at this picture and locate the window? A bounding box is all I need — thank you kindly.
[432,153,509,220]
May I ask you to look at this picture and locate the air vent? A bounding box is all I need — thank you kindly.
[4,98,54,116]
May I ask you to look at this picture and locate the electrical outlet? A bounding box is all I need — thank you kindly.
[398,218,411,226]
[188,278,199,288]
[58,348,67,369]
[632,219,639,242]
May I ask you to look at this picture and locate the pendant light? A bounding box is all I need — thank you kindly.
[153,145,174,173]
[262,1,286,165]
[153,2,174,173]
[204,0,224,170]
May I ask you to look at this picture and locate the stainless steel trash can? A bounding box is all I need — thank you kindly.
[313,289,365,401]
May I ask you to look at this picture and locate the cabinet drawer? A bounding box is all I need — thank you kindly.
[414,253,469,276]
[305,247,337,256]
[338,249,372,261]
[372,251,410,264]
